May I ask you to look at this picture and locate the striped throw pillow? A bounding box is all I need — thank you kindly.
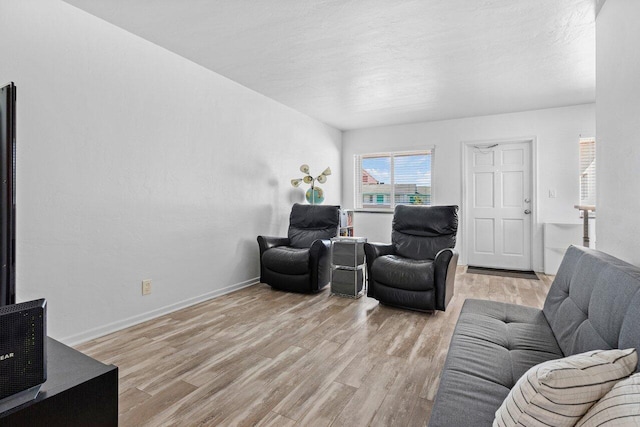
[576,373,640,426]
[493,348,637,427]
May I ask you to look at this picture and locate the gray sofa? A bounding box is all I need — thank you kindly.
[428,245,640,426]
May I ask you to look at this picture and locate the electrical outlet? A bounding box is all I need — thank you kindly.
[142,279,152,296]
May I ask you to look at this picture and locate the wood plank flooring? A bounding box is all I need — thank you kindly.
[76,268,553,426]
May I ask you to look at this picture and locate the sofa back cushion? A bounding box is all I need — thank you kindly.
[543,245,640,369]
[391,205,458,260]
[287,203,340,248]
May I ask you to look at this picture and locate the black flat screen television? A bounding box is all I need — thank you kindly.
[0,82,16,307]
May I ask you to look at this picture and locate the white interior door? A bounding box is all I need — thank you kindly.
[465,141,532,270]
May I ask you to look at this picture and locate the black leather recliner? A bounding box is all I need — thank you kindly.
[257,203,340,293]
[364,205,459,312]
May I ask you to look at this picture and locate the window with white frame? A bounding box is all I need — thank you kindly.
[579,138,596,207]
[354,150,433,209]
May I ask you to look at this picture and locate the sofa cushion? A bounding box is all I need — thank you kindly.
[493,348,637,427]
[261,246,309,275]
[428,299,564,427]
[371,255,434,291]
[543,246,640,360]
[576,372,640,427]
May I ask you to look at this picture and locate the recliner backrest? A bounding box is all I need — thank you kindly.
[543,245,640,371]
[288,203,340,248]
[391,205,458,260]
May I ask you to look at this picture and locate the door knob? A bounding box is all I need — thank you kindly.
[524,198,530,203]
[524,209,531,214]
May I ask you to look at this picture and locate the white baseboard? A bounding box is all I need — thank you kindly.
[61,277,260,347]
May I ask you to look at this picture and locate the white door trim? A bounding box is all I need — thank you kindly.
[460,137,538,269]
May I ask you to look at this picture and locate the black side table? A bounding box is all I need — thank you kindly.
[330,236,367,298]
[0,337,118,426]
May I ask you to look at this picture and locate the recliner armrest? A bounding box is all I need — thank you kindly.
[364,243,395,298]
[434,248,459,311]
[309,238,332,258]
[257,236,290,254]
[257,236,291,285]
[309,239,332,292]
[364,242,395,260]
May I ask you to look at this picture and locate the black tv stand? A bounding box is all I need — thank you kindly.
[0,337,118,426]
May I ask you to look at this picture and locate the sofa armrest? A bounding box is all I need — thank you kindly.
[434,248,459,311]
[309,239,332,291]
[364,242,395,298]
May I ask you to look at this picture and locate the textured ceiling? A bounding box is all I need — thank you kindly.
[62,0,596,130]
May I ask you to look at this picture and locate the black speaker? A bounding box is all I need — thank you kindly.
[0,299,47,404]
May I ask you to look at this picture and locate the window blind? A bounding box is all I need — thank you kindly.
[579,138,596,206]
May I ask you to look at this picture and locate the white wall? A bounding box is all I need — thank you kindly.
[596,0,640,266]
[0,0,341,344]
[343,104,595,272]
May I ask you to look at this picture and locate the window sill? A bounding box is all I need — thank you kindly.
[354,209,394,214]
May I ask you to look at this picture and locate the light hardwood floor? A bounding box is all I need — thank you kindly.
[76,268,553,426]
